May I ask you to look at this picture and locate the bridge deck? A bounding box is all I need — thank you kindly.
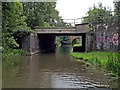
[34,27,77,34]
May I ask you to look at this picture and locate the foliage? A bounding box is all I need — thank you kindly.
[13,25,35,38]
[71,51,120,76]
[44,22,51,27]
[22,2,60,28]
[106,53,120,76]
[22,2,71,28]
[58,36,71,45]
[83,3,113,24]
[2,2,33,49]
[2,48,25,60]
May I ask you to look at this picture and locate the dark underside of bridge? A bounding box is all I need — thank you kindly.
[38,33,86,52]
[38,34,56,52]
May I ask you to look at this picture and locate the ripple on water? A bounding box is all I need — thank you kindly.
[51,72,110,88]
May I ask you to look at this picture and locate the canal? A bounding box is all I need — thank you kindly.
[2,46,120,89]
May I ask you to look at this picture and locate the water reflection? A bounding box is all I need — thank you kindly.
[2,46,120,89]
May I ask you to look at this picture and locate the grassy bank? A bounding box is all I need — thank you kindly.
[73,43,82,47]
[71,51,120,77]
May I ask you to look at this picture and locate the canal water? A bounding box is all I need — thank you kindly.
[2,46,120,89]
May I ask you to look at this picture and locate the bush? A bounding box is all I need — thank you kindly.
[2,48,25,60]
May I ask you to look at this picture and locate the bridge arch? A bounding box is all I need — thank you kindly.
[71,36,81,46]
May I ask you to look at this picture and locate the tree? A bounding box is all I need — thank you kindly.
[83,3,113,24]
[2,2,33,49]
[22,2,59,28]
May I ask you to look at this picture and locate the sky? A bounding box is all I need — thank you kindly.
[55,0,114,20]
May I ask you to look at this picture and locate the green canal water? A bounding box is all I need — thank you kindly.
[2,46,120,89]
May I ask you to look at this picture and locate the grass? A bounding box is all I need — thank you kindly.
[85,51,118,58]
[106,53,120,76]
[71,51,120,77]
[71,52,107,66]
[73,43,82,47]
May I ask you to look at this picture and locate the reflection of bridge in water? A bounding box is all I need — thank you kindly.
[22,23,92,55]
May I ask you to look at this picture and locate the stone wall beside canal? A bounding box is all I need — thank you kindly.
[94,22,119,52]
